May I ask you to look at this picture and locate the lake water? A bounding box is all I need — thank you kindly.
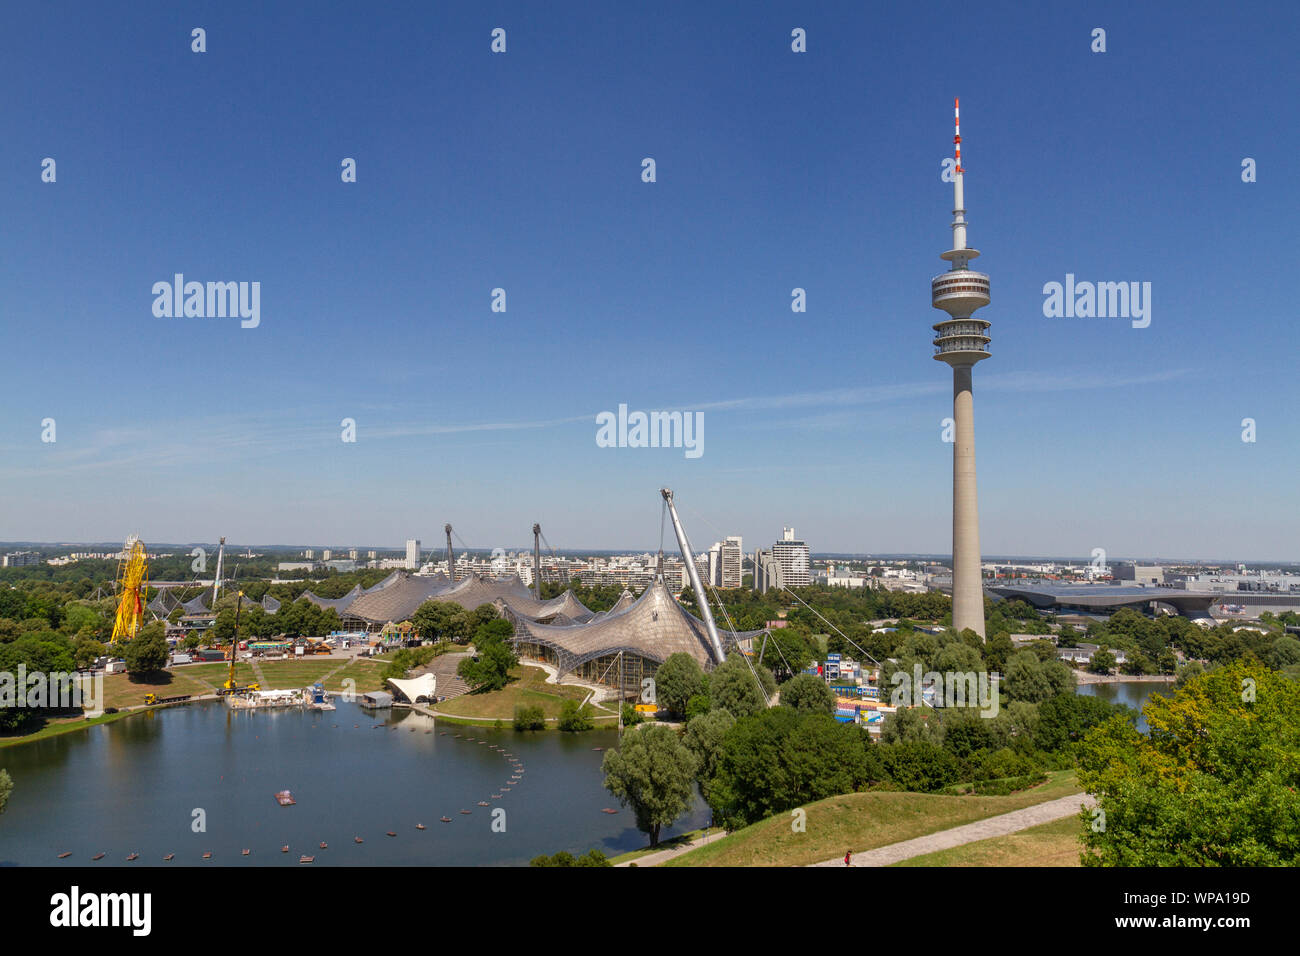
[0,700,709,867]
[1075,679,1173,733]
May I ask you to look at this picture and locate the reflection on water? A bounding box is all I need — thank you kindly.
[1075,680,1174,733]
[0,700,708,867]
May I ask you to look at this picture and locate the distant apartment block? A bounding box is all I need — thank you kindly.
[405,538,421,570]
[720,536,743,588]
[772,527,811,588]
[2,551,40,567]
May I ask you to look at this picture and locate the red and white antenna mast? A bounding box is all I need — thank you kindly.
[951,97,968,256]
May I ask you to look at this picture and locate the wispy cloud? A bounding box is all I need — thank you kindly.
[0,367,1195,480]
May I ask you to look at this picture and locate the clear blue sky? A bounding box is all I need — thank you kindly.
[1,1,1296,561]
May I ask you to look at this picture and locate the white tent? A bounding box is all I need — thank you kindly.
[385,673,438,704]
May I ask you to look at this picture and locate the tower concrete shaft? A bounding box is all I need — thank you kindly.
[950,366,985,637]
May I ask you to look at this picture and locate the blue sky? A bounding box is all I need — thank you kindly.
[1,1,1296,560]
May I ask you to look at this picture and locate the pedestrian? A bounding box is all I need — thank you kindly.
[844,849,852,866]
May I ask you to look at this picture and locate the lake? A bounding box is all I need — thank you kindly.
[1075,679,1174,732]
[0,700,709,867]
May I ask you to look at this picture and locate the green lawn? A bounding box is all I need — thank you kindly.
[100,669,217,709]
[662,770,1082,868]
[320,658,387,694]
[433,664,611,722]
[892,814,1084,867]
[249,659,340,686]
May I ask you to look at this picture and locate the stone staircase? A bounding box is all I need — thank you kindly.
[416,652,471,701]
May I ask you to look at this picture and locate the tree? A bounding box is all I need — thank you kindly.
[0,768,11,816]
[1088,648,1117,674]
[710,655,774,719]
[412,600,462,642]
[1078,662,1300,866]
[877,740,959,792]
[123,623,168,676]
[457,618,519,692]
[1269,635,1300,668]
[1035,692,1129,752]
[62,604,103,638]
[654,653,706,716]
[530,848,611,867]
[1004,650,1074,703]
[558,699,594,732]
[682,708,736,815]
[513,705,545,730]
[880,705,943,745]
[708,709,877,828]
[457,640,517,692]
[779,673,835,714]
[601,724,699,846]
[74,636,106,670]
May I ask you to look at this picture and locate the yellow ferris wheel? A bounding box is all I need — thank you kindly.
[110,535,149,645]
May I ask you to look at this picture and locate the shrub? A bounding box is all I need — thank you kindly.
[558,699,594,732]
[513,705,545,731]
[684,694,712,721]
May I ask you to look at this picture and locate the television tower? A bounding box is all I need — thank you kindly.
[932,98,990,639]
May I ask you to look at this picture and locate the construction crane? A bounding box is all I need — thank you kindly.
[218,591,260,696]
[110,535,149,646]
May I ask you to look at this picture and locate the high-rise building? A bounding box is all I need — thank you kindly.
[753,549,783,594]
[772,527,810,588]
[720,536,743,588]
[693,552,710,585]
[931,98,990,639]
[321,549,333,561]
[405,538,421,570]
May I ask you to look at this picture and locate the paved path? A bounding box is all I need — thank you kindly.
[616,829,729,867]
[810,792,1097,867]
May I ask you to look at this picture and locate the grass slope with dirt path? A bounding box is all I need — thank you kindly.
[661,770,1081,868]
[432,664,613,722]
[891,815,1083,867]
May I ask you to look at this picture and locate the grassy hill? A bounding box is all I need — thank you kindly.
[431,664,614,722]
[661,770,1082,868]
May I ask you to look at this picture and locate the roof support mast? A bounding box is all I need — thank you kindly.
[532,524,542,600]
[659,488,727,664]
[445,524,455,582]
[211,536,226,606]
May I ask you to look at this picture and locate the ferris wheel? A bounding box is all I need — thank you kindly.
[110,535,149,645]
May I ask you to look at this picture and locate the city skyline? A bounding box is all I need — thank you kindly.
[2,2,1296,559]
